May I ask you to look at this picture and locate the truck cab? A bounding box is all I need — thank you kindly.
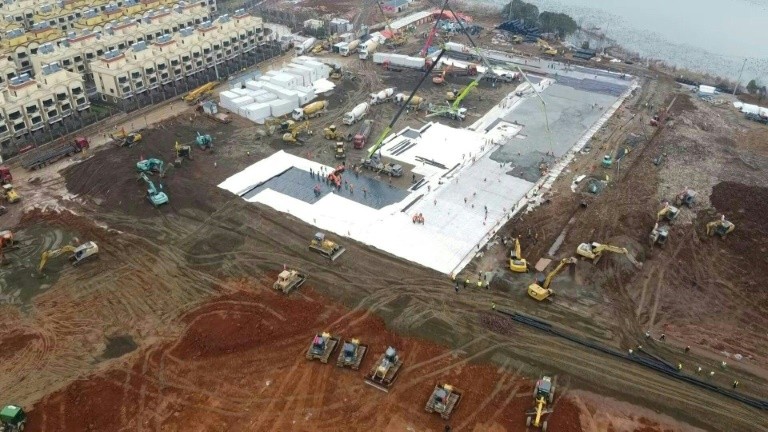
[0,404,26,431]
[0,166,12,185]
[2,184,20,203]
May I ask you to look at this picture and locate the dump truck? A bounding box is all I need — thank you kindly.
[306,332,339,363]
[353,120,373,149]
[21,137,89,170]
[0,404,26,432]
[309,232,346,260]
[292,100,328,121]
[343,102,369,125]
[336,338,368,370]
[365,346,403,392]
[273,268,306,293]
[425,384,462,420]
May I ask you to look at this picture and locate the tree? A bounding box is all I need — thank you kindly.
[538,11,578,38]
[502,0,539,25]
[746,79,759,94]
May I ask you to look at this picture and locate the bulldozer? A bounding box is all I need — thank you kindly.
[175,141,193,166]
[657,202,679,222]
[365,346,403,392]
[525,376,556,430]
[425,383,462,420]
[2,184,20,204]
[509,237,529,273]
[324,124,343,140]
[336,338,368,370]
[528,257,576,301]
[273,268,306,293]
[306,332,339,363]
[649,223,669,247]
[576,242,642,268]
[38,241,99,272]
[0,404,27,432]
[110,127,142,147]
[706,215,735,238]
[675,188,696,208]
[309,232,346,261]
[282,121,312,144]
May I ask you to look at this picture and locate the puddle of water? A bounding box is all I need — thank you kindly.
[102,335,138,359]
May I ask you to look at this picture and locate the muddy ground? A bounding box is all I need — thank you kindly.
[0,15,767,432]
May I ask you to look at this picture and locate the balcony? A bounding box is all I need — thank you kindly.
[60,103,72,117]
[47,110,61,124]
[76,98,90,110]
[160,73,170,83]
[30,117,45,131]
[71,87,84,95]
[0,125,10,139]
[13,121,27,137]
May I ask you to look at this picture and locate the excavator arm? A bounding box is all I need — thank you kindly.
[514,237,522,259]
[39,245,77,272]
[542,258,576,289]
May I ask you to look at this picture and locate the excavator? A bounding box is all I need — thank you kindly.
[306,332,339,363]
[365,346,403,392]
[706,215,735,238]
[139,173,169,207]
[657,202,679,222]
[509,237,530,273]
[38,241,99,272]
[675,188,696,208]
[273,268,306,293]
[425,383,462,420]
[110,128,142,147]
[336,338,368,370]
[527,257,576,301]
[308,232,346,260]
[195,132,213,151]
[525,376,556,430]
[282,121,312,144]
[174,141,193,166]
[136,158,164,174]
[576,242,642,268]
[649,223,669,247]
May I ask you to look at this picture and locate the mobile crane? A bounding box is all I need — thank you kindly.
[527,257,576,301]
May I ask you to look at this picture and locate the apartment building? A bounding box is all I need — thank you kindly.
[30,1,211,78]
[0,63,88,145]
[92,11,264,104]
[1,0,216,73]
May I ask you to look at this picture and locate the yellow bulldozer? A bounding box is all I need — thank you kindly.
[38,241,99,272]
[706,215,735,238]
[273,268,306,293]
[527,257,576,301]
[509,237,529,273]
[425,383,462,420]
[364,346,403,392]
[2,184,20,204]
[576,242,642,268]
[308,232,346,261]
[323,124,343,140]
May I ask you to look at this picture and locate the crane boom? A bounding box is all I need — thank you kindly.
[367,48,447,159]
[420,0,449,56]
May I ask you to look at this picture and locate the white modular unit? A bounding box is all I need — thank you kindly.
[242,102,272,122]
[270,99,298,117]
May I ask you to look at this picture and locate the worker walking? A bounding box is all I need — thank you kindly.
[733,380,740,389]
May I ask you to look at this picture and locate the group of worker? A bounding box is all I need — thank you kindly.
[451,272,490,293]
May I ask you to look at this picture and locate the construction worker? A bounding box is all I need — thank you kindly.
[709,371,715,378]
[677,363,682,371]
[733,380,739,389]
[476,280,482,289]
[696,366,702,374]
[659,333,666,341]
[685,346,691,353]
[464,278,469,288]
[491,302,495,310]
[720,361,727,369]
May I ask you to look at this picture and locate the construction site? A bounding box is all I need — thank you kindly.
[1,1,768,431]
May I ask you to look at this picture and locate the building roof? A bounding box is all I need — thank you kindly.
[384,0,408,7]
[390,11,431,30]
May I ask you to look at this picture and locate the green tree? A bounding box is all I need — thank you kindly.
[538,11,578,38]
[502,0,540,25]
[746,79,759,94]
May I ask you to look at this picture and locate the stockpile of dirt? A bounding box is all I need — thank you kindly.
[61,121,234,218]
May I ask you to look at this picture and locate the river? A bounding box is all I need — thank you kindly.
[482,0,768,83]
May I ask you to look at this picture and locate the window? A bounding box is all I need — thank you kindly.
[63,59,72,66]
[131,71,141,79]
[97,49,104,56]
[170,59,179,66]
[118,43,126,50]
[110,88,114,94]
[101,94,107,101]
[17,52,27,59]
[9,112,21,121]
[0,125,7,133]
[26,105,38,114]
[118,76,128,84]
[86,53,94,60]
[145,67,155,74]
[30,48,38,55]
[77,65,85,72]
[122,86,130,93]
[14,123,25,131]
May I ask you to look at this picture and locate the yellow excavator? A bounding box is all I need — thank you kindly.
[38,241,99,272]
[656,203,679,222]
[527,257,576,301]
[324,124,343,140]
[576,242,642,268]
[706,215,735,238]
[283,121,312,144]
[509,237,529,273]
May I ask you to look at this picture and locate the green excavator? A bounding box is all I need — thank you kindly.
[139,173,168,207]
[136,158,164,174]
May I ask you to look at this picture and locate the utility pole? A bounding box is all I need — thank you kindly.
[733,58,747,96]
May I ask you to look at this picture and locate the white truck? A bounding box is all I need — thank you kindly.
[369,88,395,105]
[343,102,369,125]
[292,100,328,121]
[295,37,316,56]
[358,39,379,60]
[340,39,359,56]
